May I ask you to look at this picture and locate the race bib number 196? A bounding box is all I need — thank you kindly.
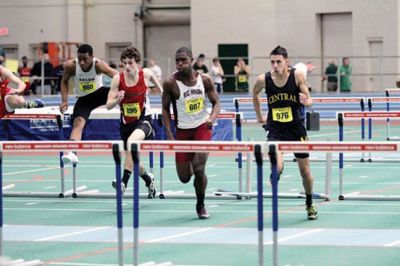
[185,98,204,114]
[272,107,293,122]
[123,102,141,117]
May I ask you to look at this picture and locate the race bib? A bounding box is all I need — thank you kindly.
[21,76,30,83]
[185,98,204,114]
[123,102,141,117]
[78,81,96,93]
[272,107,293,122]
[238,75,247,83]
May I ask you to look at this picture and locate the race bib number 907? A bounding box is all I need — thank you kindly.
[185,98,204,114]
[272,107,293,122]
[123,102,141,117]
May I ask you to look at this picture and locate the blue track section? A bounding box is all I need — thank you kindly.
[34,91,400,120]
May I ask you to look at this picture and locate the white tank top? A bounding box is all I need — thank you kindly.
[175,74,209,129]
[74,58,104,97]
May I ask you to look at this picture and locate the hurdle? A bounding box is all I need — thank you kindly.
[1,141,122,198]
[338,111,400,162]
[129,140,267,266]
[0,141,122,265]
[0,114,86,198]
[234,96,366,163]
[368,95,400,141]
[149,111,247,200]
[385,88,400,140]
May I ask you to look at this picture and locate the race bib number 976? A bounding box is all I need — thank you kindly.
[185,98,204,114]
[123,102,141,117]
[272,107,293,122]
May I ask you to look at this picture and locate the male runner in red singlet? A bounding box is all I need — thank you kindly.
[162,47,220,219]
[106,46,162,198]
[0,65,44,119]
[252,45,318,220]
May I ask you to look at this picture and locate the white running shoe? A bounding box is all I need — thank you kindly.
[62,151,79,164]
[147,173,156,199]
[112,180,126,194]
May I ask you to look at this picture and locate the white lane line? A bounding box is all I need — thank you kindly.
[4,167,57,175]
[145,227,214,243]
[35,226,109,242]
[384,239,400,247]
[6,208,400,215]
[264,228,325,245]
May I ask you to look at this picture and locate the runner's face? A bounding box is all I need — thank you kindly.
[270,55,288,75]
[121,58,138,74]
[77,53,93,71]
[175,52,192,74]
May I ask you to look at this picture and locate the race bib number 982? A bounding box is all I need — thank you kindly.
[272,107,293,122]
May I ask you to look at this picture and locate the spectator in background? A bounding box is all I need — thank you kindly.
[210,57,225,93]
[293,61,315,92]
[193,53,208,74]
[53,59,66,95]
[234,57,251,92]
[147,58,162,81]
[0,55,4,66]
[339,57,352,93]
[322,59,338,92]
[18,56,32,95]
[102,61,117,87]
[30,53,54,95]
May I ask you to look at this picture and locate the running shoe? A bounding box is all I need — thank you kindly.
[27,99,45,108]
[112,180,126,194]
[147,173,157,199]
[62,151,79,164]
[196,204,210,219]
[306,204,318,220]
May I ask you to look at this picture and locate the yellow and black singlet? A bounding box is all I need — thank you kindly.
[264,68,302,130]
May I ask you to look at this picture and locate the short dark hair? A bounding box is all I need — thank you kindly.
[77,44,93,56]
[120,46,141,63]
[270,45,288,58]
[176,47,193,59]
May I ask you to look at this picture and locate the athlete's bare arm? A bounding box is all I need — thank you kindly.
[95,60,119,79]
[143,68,162,95]
[201,74,220,125]
[59,60,76,113]
[162,77,178,140]
[295,69,312,107]
[106,74,123,110]
[252,74,267,124]
[0,66,26,94]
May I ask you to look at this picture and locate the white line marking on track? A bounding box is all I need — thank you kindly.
[145,227,214,243]
[24,202,38,206]
[35,226,110,242]
[384,239,400,247]
[264,228,325,245]
[4,167,57,175]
